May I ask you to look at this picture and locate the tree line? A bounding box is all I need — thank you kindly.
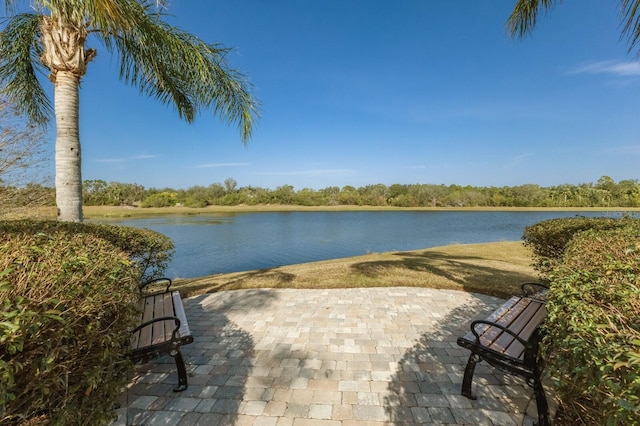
[4,176,640,209]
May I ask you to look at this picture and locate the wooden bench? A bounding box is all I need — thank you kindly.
[129,278,194,392]
[457,282,549,426]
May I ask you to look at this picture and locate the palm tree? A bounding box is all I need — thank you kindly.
[507,0,640,54]
[0,0,258,222]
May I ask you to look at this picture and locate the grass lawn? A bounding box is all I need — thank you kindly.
[173,241,538,300]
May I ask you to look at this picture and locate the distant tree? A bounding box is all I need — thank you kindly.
[272,184,295,204]
[339,185,361,205]
[509,184,547,207]
[596,175,616,192]
[0,1,258,222]
[388,183,409,200]
[359,184,388,206]
[241,186,271,205]
[83,179,108,205]
[207,183,226,201]
[421,184,448,207]
[141,191,177,208]
[183,185,210,208]
[296,188,324,206]
[390,193,417,207]
[617,179,640,206]
[112,181,146,206]
[224,178,238,194]
[320,186,341,205]
[220,191,249,205]
[0,94,50,215]
[508,1,640,55]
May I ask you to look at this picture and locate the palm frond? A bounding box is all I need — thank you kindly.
[2,1,21,14]
[506,0,558,39]
[95,1,258,142]
[620,0,640,54]
[0,13,52,125]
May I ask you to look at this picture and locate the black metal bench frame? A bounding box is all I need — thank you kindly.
[457,282,550,426]
[129,278,194,392]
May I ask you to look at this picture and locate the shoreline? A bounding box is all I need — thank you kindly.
[83,204,637,219]
[172,241,538,300]
[17,205,636,221]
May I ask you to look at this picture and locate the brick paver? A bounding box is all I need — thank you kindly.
[112,288,552,425]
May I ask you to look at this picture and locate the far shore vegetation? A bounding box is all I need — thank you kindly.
[4,176,640,220]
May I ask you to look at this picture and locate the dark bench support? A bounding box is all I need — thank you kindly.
[129,278,194,392]
[457,282,549,426]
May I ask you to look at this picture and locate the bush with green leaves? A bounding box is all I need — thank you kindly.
[141,191,177,208]
[0,221,174,282]
[544,225,640,423]
[0,221,174,425]
[521,216,638,277]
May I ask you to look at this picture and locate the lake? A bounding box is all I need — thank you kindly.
[101,210,621,279]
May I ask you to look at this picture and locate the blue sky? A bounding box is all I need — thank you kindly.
[54,1,640,189]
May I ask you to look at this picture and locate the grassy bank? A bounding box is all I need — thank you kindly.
[85,205,634,218]
[15,205,635,221]
[173,241,538,300]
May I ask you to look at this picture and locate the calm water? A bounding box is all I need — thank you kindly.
[101,211,620,279]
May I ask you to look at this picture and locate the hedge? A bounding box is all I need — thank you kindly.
[0,221,174,425]
[0,220,174,282]
[544,225,640,423]
[521,216,637,276]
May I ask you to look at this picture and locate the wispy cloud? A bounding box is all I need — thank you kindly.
[259,169,355,177]
[400,165,427,170]
[568,60,640,76]
[192,162,250,168]
[511,153,533,161]
[602,145,640,155]
[95,154,160,163]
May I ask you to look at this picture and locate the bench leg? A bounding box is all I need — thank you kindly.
[533,374,549,426]
[461,353,481,400]
[172,348,188,392]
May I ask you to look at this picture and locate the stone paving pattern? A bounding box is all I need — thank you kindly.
[112,287,551,425]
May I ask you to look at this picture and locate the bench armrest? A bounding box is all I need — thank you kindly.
[139,277,172,295]
[521,282,549,301]
[470,319,530,348]
[132,315,181,341]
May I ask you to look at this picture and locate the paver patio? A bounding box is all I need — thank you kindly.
[112,287,553,425]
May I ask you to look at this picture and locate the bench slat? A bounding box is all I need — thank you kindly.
[491,300,545,358]
[134,294,156,349]
[496,303,546,359]
[154,292,177,345]
[149,293,164,346]
[131,290,194,352]
[160,292,175,343]
[172,291,191,339]
[464,296,527,345]
[460,297,546,362]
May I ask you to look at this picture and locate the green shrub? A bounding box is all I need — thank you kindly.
[544,225,640,424]
[0,221,174,425]
[0,221,174,282]
[141,191,177,208]
[521,216,638,277]
[183,196,209,208]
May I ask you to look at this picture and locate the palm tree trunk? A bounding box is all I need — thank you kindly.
[54,71,83,222]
